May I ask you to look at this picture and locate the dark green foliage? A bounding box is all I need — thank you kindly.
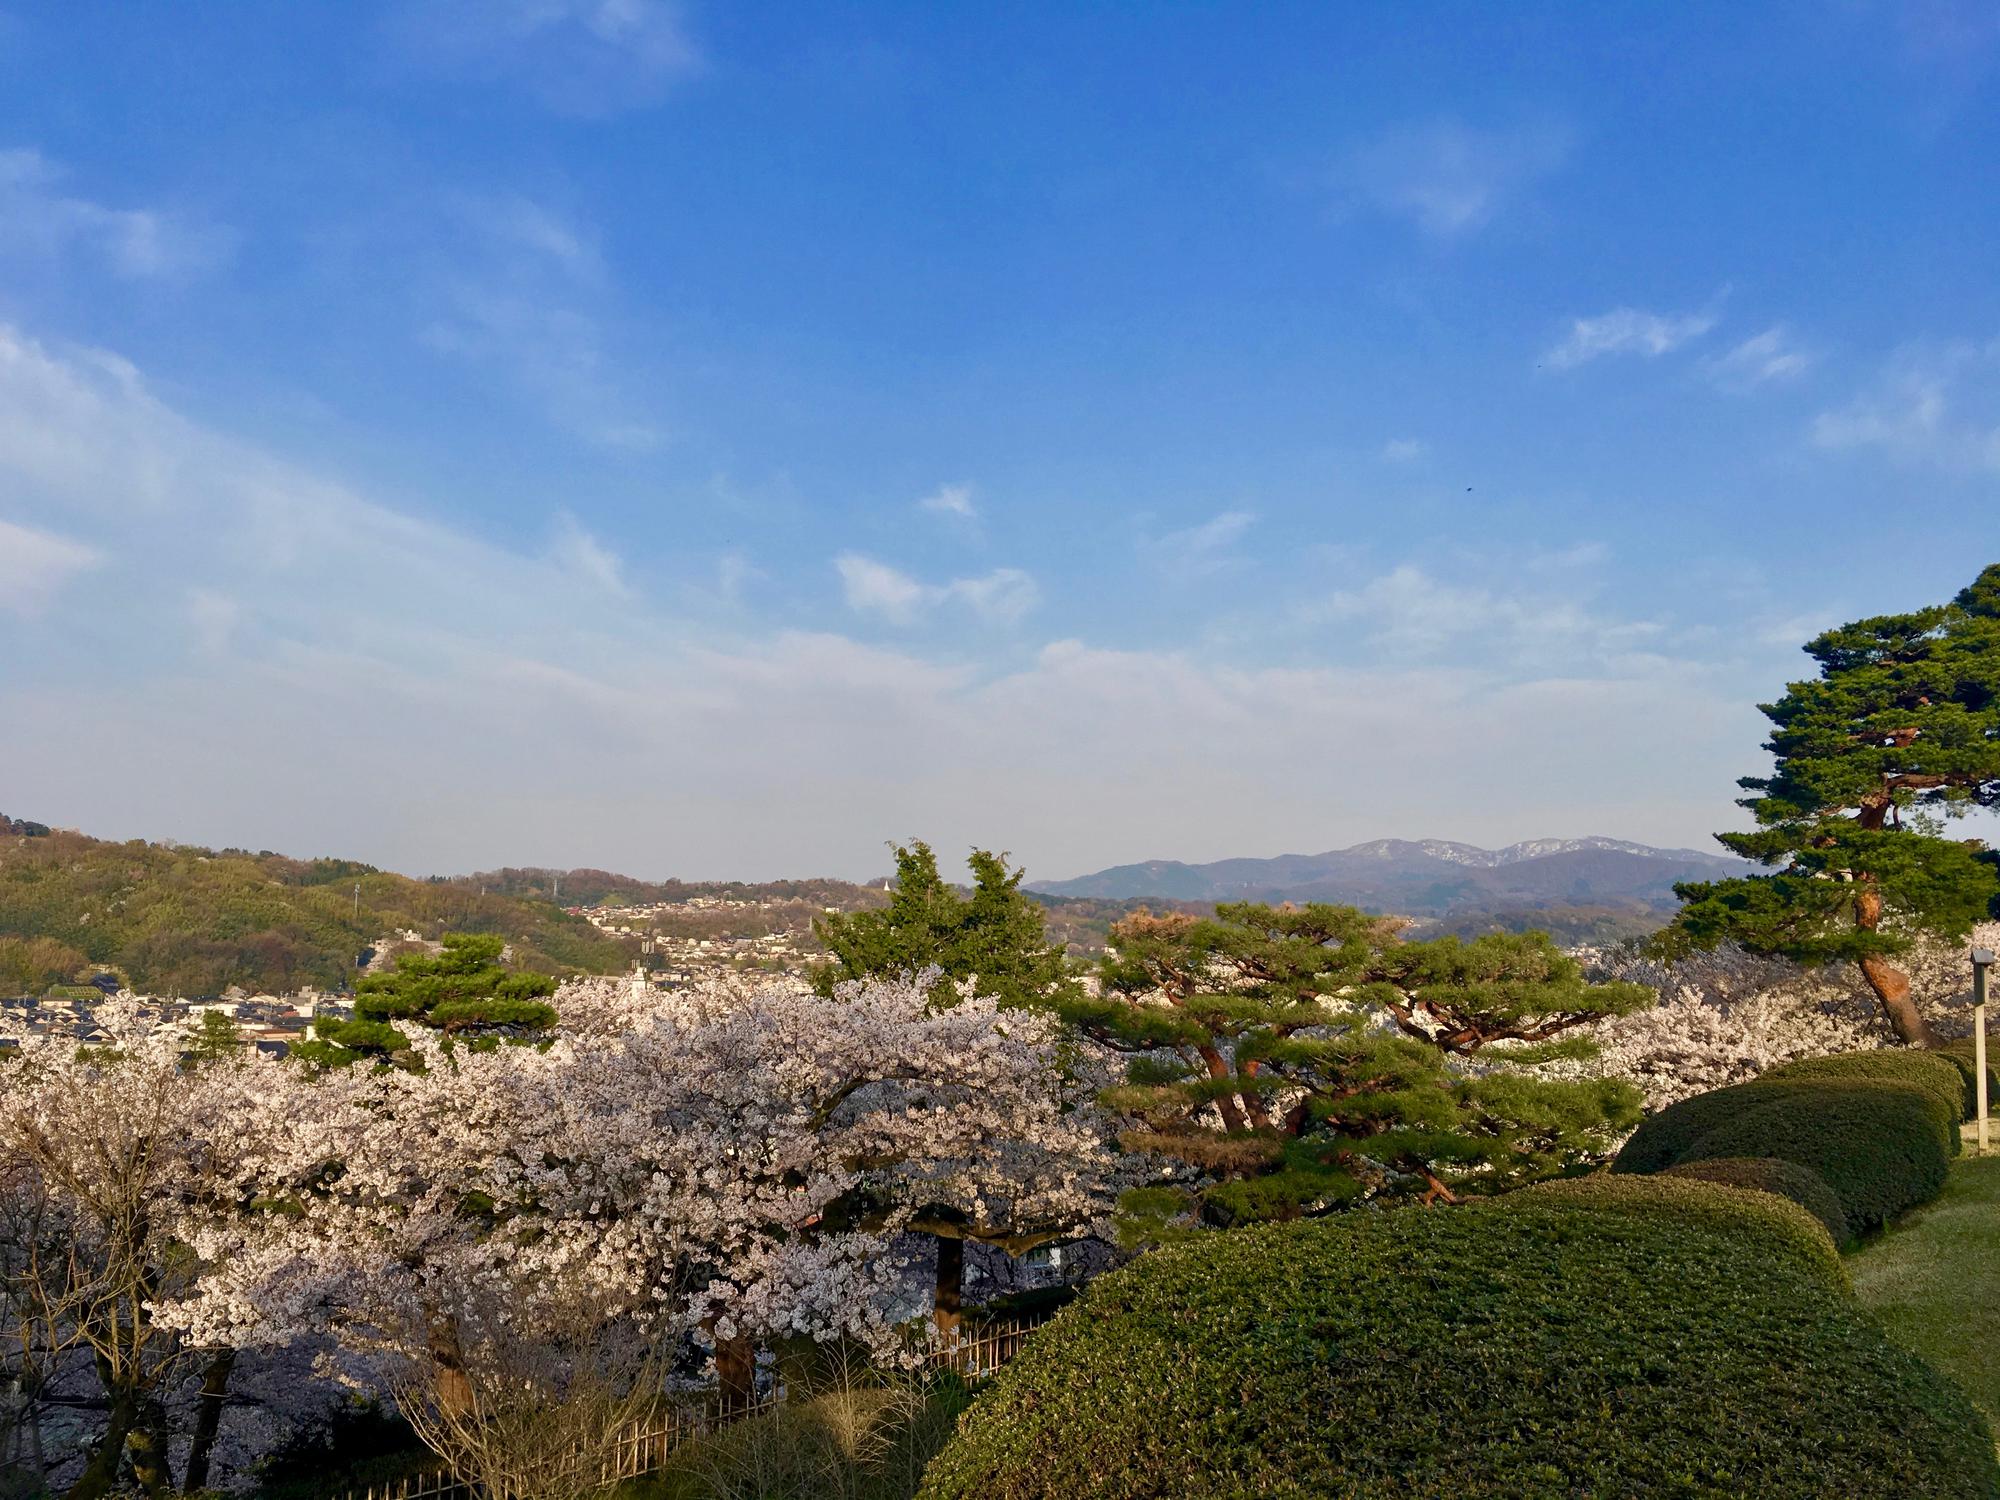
[1617,1070,1954,1234]
[295,933,557,1066]
[1675,1086,1951,1232]
[1934,1036,2000,1120]
[0,825,628,996]
[1064,903,1646,1235]
[1659,565,2000,1045]
[811,842,1077,1010]
[1612,1079,1786,1176]
[1658,1157,1853,1248]
[917,1196,1999,1500]
[1514,1172,1848,1283]
[1764,1049,1969,1145]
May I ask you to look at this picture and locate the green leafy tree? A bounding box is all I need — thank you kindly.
[1062,903,1646,1238]
[811,842,1078,1010]
[1661,565,2000,1046]
[296,933,558,1067]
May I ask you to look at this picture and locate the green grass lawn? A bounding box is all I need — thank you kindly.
[1849,1154,2000,1437]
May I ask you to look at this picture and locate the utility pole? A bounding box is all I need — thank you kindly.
[353,882,360,920]
[1973,947,1993,1156]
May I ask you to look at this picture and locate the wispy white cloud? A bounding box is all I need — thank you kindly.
[918,483,977,521]
[421,195,660,451]
[1142,510,1255,580]
[1335,118,1571,238]
[1811,341,2000,472]
[0,322,1772,878]
[1380,438,1427,464]
[550,512,630,595]
[387,0,701,116]
[835,553,1038,626]
[0,516,100,615]
[1707,326,1813,390]
[1545,305,1719,370]
[0,147,232,280]
[1304,552,1664,675]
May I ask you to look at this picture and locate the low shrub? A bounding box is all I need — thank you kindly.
[1611,1078,1789,1176]
[916,1199,1998,1500]
[1933,1036,2000,1122]
[1672,1085,1950,1233]
[1519,1171,1847,1282]
[1764,1050,1966,1149]
[1657,1156,1852,1247]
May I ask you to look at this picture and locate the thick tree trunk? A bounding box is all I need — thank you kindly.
[126,1396,172,1497]
[65,1382,137,1500]
[1855,888,1936,1047]
[427,1316,475,1421]
[932,1234,964,1336]
[714,1336,755,1413]
[179,1348,236,1494]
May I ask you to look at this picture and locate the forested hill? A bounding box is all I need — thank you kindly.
[0,819,631,997]
[448,865,888,909]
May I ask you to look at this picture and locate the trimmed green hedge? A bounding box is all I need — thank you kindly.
[1517,1172,1847,1282]
[1613,1048,1964,1233]
[1764,1050,1966,1154]
[1657,1156,1852,1248]
[1934,1037,1999,1122]
[917,1192,1999,1499]
[1645,1085,1948,1232]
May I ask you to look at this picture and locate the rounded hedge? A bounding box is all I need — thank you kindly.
[1934,1036,2000,1122]
[917,1198,1999,1500]
[1671,1084,1950,1233]
[1764,1050,1967,1151]
[1657,1156,1852,1247]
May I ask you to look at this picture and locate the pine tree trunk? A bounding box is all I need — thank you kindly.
[1855,889,1936,1047]
[180,1349,236,1494]
[933,1235,964,1336]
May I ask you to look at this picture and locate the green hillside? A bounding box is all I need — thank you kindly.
[0,817,631,997]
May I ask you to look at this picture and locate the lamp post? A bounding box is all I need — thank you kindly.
[1974,947,1994,1157]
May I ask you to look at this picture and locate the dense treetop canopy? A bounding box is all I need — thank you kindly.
[811,841,1078,1010]
[1063,901,1646,1234]
[1664,563,2000,1044]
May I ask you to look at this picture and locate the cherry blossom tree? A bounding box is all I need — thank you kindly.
[0,998,283,1497]
[160,972,1119,1420]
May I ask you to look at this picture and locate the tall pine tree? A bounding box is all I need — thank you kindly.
[1662,564,2000,1045]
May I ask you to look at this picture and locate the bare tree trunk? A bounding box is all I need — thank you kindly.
[714,1336,755,1413]
[65,1381,137,1500]
[1855,889,1936,1046]
[126,1395,171,1497]
[932,1235,963,1336]
[180,1348,235,1494]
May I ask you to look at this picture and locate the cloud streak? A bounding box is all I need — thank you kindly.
[835,553,1039,625]
[0,147,231,280]
[1545,305,1718,369]
[1336,118,1571,238]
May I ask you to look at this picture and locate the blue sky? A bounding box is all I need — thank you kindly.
[2,1,1997,880]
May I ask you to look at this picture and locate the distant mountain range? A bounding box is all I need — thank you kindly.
[1027,837,1747,939]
